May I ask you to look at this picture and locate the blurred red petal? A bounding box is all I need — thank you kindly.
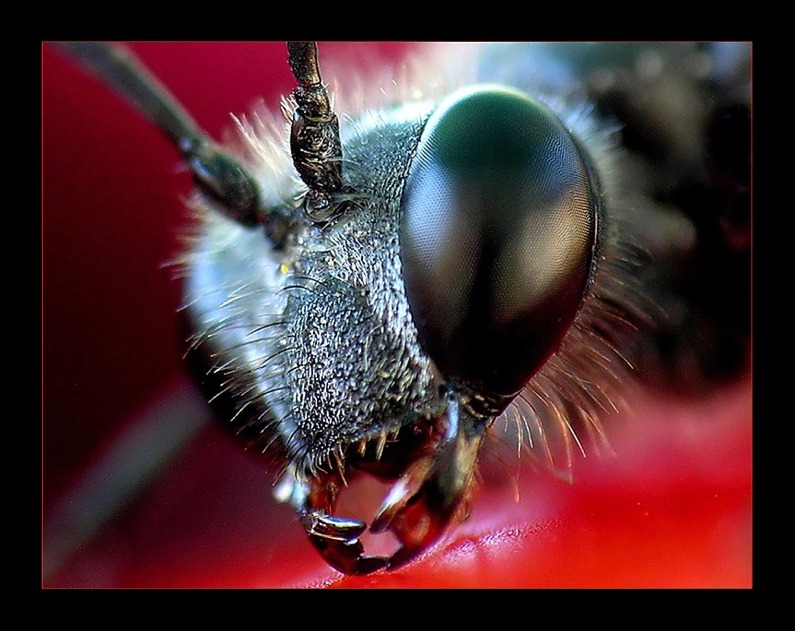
[45,375,750,588]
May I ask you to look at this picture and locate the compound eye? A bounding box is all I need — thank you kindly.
[399,86,599,402]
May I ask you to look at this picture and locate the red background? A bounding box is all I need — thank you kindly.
[42,42,752,590]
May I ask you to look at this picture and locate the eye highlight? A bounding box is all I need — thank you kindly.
[399,85,599,405]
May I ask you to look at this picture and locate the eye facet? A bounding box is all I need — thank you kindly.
[399,85,599,406]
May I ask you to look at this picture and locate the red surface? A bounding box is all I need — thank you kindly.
[42,42,752,590]
[45,376,751,589]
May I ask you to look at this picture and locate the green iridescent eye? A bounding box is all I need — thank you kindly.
[400,86,599,402]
